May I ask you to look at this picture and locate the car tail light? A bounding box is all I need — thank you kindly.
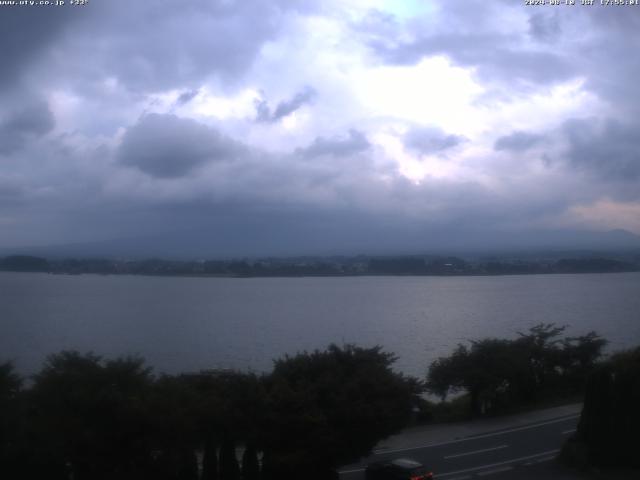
[410,476,423,480]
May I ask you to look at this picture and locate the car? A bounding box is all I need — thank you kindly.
[364,458,434,480]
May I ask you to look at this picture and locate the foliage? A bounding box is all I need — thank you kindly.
[0,344,418,479]
[427,324,607,417]
[241,443,260,480]
[219,437,240,480]
[28,351,155,480]
[5,253,636,277]
[201,439,219,480]
[3,333,610,478]
[261,344,417,478]
[0,361,21,399]
[571,346,640,467]
[0,255,49,272]
[0,362,23,477]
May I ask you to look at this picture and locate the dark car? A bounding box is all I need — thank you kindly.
[365,458,433,480]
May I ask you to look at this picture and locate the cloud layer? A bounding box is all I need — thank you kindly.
[1,1,639,254]
[118,114,240,178]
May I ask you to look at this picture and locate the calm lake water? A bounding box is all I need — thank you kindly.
[1,272,639,377]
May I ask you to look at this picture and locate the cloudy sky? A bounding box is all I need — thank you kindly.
[1,0,640,256]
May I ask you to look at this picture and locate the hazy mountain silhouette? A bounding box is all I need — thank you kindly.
[3,224,639,260]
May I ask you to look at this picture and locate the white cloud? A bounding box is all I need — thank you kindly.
[352,56,484,134]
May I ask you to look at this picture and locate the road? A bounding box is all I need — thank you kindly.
[339,407,580,480]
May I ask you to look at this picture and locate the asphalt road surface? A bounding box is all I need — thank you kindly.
[339,413,579,480]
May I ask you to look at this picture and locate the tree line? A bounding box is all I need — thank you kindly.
[0,325,624,478]
[1,254,638,277]
[0,345,417,480]
[562,345,640,469]
[426,323,607,417]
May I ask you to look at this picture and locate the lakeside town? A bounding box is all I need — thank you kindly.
[1,252,639,277]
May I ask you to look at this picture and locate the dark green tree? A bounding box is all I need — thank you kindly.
[427,324,606,417]
[185,369,267,480]
[202,439,219,480]
[0,362,23,478]
[570,346,640,467]
[515,323,568,394]
[28,351,154,480]
[261,344,417,479]
[0,255,49,272]
[427,339,525,416]
[241,443,260,480]
[146,374,201,480]
[219,436,240,480]
[560,331,608,390]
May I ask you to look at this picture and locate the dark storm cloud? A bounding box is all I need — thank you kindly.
[0,8,85,89]
[296,129,370,158]
[0,177,25,206]
[373,33,575,85]
[361,1,576,86]
[563,118,640,181]
[118,114,241,178]
[255,86,317,123]
[574,12,640,114]
[0,0,315,98]
[403,127,464,155]
[528,12,561,43]
[176,90,199,106]
[75,1,281,92]
[0,99,55,154]
[2,0,640,253]
[494,132,543,152]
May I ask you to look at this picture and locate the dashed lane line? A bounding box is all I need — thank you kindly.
[435,449,560,478]
[444,445,508,460]
[523,455,556,465]
[477,466,513,476]
[339,467,365,474]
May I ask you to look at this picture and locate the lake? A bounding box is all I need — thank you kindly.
[1,272,639,378]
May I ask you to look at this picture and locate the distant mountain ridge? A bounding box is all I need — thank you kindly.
[1,227,639,260]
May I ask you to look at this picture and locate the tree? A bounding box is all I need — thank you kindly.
[570,346,640,467]
[185,369,267,480]
[560,331,608,390]
[516,323,568,394]
[28,351,155,480]
[241,443,260,480]
[0,255,49,272]
[427,344,468,400]
[0,362,23,477]
[261,344,417,479]
[219,437,240,480]
[146,374,201,480]
[202,439,219,480]
[427,324,606,417]
[427,339,526,416]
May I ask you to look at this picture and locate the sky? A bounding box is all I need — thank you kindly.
[1,0,640,256]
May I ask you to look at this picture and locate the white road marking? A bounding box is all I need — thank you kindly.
[528,455,556,464]
[444,445,508,459]
[373,415,579,455]
[339,467,365,474]
[445,476,472,480]
[562,429,576,435]
[477,466,513,476]
[436,449,560,478]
